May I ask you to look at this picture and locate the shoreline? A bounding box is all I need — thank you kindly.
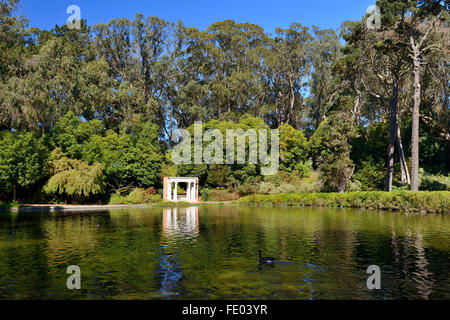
[239,191,450,213]
[0,202,231,212]
[1,191,448,213]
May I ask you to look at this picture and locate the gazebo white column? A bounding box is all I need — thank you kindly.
[190,182,196,200]
[173,182,178,201]
[167,181,172,201]
[186,182,191,201]
[164,177,198,202]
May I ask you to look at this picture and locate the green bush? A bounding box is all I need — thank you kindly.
[297,181,323,193]
[276,184,297,194]
[259,182,277,195]
[209,189,240,202]
[295,162,312,178]
[145,194,162,203]
[347,179,363,192]
[263,175,281,187]
[109,192,126,205]
[239,191,450,213]
[201,188,211,201]
[127,188,145,204]
[236,183,258,196]
[420,173,450,191]
[353,158,385,191]
[108,188,161,205]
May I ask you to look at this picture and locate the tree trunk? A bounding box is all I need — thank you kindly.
[411,51,421,191]
[287,81,295,125]
[385,84,398,192]
[13,185,17,202]
[353,88,361,124]
[397,122,410,185]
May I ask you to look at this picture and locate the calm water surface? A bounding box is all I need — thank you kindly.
[0,206,449,300]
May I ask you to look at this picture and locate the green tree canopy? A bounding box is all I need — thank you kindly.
[0,130,49,200]
[44,148,104,203]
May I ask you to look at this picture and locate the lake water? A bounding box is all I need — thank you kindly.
[0,206,449,300]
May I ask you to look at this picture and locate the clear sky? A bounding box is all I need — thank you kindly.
[18,0,375,33]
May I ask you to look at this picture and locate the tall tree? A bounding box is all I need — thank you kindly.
[263,23,312,128]
[307,26,343,130]
[394,0,448,190]
[0,131,49,201]
[338,13,410,191]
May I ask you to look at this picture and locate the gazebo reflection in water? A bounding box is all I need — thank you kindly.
[158,206,199,296]
[162,207,199,238]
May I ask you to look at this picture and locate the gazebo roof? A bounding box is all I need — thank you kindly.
[166,177,198,182]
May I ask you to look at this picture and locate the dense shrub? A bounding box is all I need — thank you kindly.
[108,193,125,205]
[347,179,363,192]
[297,181,323,193]
[263,175,282,187]
[239,191,450,213]
[353,158,385,191]
[420,172,450,191]
[208,189,240,202]
[127,188,146,204]
[293,170,323,193]
[309,109,356,192]
[109,188,162,204]
[279,123,309,173]
[276,184,298,194]
[240,171,323,195]
[145,187,158,195]
[200,188,211,201]
[236,183,258,196]
[259,182,277,195]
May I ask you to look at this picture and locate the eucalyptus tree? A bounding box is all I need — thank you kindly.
[338,9,411,192]
[0,0,26,81]
[419,36,449,143]
[1,21,110,130]
[307,26,343,130]
[93,18,142,132]
[0,0,32,129]
[93,15,186,137]
[361,0,449,190]
[392,0,448,190]
[164,26,211,133]
[181,20,268,123]
[263,23,312,128]
[132,15,186,138]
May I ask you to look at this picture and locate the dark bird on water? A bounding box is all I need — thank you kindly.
[258,250,275,265]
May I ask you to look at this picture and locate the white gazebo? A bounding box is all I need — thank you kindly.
[163,177,199,202]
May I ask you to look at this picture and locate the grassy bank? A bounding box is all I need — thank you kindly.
[239,191,450,213]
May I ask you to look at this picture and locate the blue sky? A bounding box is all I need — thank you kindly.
[18,0,375,33]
